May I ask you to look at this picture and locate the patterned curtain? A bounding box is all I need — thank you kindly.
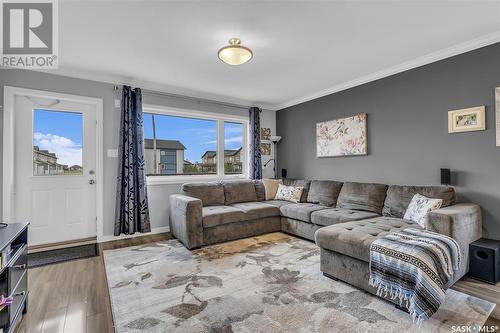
[249,107,262,180]
[114,86,151,235]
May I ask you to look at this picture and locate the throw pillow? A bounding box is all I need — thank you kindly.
[262,178,283,200]
[275,184,304,203]
[403,193,443,227]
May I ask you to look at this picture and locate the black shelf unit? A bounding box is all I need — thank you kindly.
[0,223,29,333]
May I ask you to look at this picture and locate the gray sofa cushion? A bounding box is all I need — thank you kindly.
[280,203,329,223]
[314,217,418,262]
[337,182,388,214]
[203,217,281,246]
[307,180,344,206]
[283,179,311,202]
[223,180,257,204]
[254,180,266,201]
[182,182,225,207]
[382,185,456,218]
[230,202,280,220]
[264,200,293,208]
[202,206,245,228]
[310,208,379,227]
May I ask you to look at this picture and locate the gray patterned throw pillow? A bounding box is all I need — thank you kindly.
[274,184,304,203]
[403,193,443,227]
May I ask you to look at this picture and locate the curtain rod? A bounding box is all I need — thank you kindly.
[113,85,252,111]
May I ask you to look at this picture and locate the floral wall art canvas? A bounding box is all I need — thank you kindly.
[260,127,271,140]
[260,142,271,156]
[316,113,367,157]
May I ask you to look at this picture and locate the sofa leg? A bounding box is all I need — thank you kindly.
[322,272,339,281]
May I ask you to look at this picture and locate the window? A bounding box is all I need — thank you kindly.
[33,109,83,176]
[143,108,247,180]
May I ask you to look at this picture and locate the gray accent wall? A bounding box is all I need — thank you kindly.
[0,69,276,237]
[277,43,500,239]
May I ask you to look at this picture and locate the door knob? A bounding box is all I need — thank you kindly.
[89,179,96,185]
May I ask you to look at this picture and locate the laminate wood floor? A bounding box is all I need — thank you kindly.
[14,232,500,333]
[15,255,113,333]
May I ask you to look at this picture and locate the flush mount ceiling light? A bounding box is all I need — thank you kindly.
[218,38,253,65]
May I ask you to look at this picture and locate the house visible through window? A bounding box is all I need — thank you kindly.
[224,122,243,175]
[143,111,247,178]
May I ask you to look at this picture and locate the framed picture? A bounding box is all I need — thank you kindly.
[496,87,500,146]
[260,143,271,156]
[261,128,271,140]
[316,113,367,157]
[448,106,485,133]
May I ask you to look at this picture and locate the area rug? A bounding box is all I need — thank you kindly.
[103,233,495,333]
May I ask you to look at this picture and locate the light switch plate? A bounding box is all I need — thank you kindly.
[107,149,118,158]
[114,99,121,108]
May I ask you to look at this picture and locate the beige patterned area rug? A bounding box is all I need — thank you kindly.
[103,233,495,333]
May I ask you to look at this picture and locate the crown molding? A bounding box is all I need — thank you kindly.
[276,32,500,111]
[29,67,279,111]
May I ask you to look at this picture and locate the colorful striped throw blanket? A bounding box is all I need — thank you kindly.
[369,228,461,325]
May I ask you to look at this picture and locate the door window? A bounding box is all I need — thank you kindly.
[33,109,83,176]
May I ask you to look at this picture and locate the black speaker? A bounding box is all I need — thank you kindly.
[440,168,451,185]
[469,239,500,284]
[281,168,287,179]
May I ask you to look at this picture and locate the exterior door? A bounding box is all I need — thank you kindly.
[11,94,98,246]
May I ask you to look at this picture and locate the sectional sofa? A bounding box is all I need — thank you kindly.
[169,179,481,299]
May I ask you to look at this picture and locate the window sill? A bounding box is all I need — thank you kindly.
[146,174,249,186]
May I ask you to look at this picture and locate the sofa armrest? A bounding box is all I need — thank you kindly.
[424,203,482,281]
[169,194,203,249]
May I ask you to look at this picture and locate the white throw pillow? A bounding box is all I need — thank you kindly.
[403,193,443,227]
[274,184,304,203]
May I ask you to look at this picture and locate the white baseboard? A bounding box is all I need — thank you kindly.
[98,226,170,243]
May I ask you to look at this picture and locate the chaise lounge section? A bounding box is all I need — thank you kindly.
[315,186,481,293]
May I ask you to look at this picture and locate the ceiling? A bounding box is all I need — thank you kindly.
[55,1,500,110]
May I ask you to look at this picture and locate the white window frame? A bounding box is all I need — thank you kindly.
[143,104,249,186]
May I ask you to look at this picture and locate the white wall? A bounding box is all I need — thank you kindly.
[0,69,276,238]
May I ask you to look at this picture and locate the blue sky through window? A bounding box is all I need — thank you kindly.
[144,113,243,163]
[224,122,244,150]
[33,109,83,167]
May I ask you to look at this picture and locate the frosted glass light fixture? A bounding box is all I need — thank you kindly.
[218,38,253,65]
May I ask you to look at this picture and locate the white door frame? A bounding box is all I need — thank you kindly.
[2,86,104,242]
